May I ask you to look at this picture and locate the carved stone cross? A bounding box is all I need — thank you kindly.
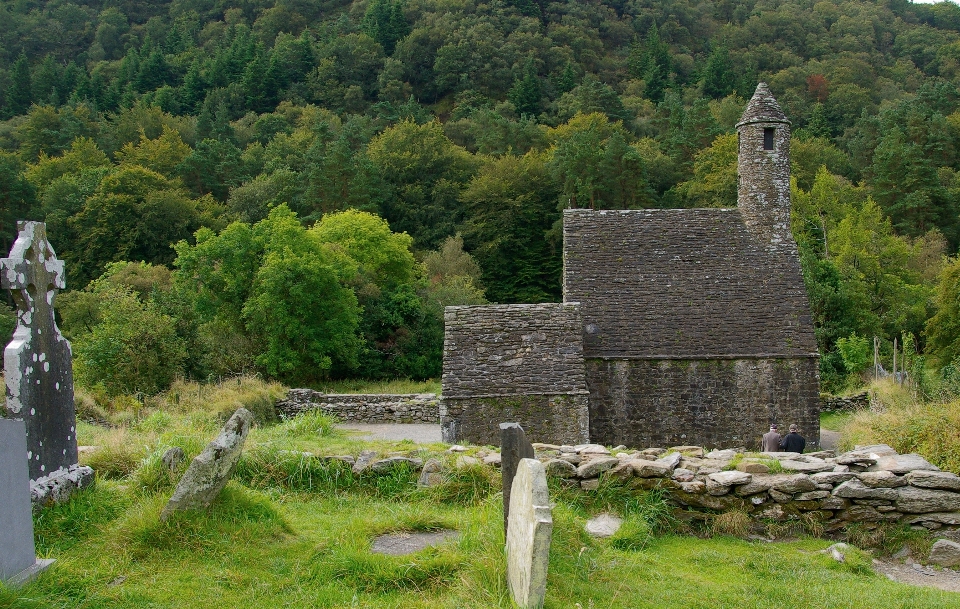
[2,221,77,481]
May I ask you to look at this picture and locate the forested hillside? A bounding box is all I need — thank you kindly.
[3,0,960,392]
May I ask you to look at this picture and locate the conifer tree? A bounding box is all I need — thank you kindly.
[701,44,734,99]
[509,59,542,116]
[629,25,671,102]
[8,52,33,116]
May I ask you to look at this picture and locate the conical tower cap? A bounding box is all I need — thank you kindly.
[736,82,791,127]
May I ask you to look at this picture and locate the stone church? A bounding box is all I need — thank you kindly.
[440,83,820,450]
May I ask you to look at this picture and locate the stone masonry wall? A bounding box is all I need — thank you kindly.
[440,394,589,446]
[276,390,439,423]
[821,393,870,413]
[440,303,590,446]
[442,303,587,397]
[585,357,821,450]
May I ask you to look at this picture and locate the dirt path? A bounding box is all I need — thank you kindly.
[820,428,841,451]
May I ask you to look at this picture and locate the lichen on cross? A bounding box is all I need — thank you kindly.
[2,221,66,331]
[2,221,77,481]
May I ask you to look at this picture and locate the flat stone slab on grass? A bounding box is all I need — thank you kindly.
[585,513,623,538]
[371,529,459,555]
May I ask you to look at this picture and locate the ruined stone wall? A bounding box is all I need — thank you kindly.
[440,303,590,445]
[585,357,821,450]
[276,390,439,423]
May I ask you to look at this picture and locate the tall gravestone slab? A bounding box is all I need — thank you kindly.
[506,458,552,609]
[0,419,54,585]
[501,422,535,535]
[2,221,77,481]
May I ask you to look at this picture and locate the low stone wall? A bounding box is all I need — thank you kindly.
[821,392,869,413]
[531,443,959,532]
[275,390,439,424]
[305,440,960,533]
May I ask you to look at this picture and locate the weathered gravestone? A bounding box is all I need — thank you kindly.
[506,458,552,609]
[0,419,54,586]
[2,222,78,481]
[161,408,254,520]
[501,422,535,534]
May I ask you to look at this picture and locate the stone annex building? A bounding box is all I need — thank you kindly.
[440,83,820,450]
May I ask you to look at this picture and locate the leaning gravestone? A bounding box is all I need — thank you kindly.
[506,458,552,609]
[0,419,54,585]
[161,408,254,520]
[2,222,78,481]
[501,422,535,534]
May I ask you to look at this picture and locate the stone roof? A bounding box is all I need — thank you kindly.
[562,209,818,359]
[442,303,588,398]
[736,82,790,127]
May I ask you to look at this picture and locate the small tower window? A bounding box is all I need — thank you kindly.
[763,127,775,150]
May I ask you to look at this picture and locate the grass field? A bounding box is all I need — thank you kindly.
[2,378,959,608]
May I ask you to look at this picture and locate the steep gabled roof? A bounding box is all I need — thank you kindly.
[563,209,818,359]
[442,303,588,397]
[737,82,791,127]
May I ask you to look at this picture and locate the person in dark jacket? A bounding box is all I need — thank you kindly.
[780,424,806,453]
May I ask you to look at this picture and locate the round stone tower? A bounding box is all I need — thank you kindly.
[736,82,793,251]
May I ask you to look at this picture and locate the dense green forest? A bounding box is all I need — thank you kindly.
[3,0,960,393]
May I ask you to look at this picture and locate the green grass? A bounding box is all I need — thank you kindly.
[7,378,958,607]
[11,479,958,609]
[307,378,441,395]
[820,410,856,432]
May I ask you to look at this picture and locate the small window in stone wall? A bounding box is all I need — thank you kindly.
[764,127,775,150]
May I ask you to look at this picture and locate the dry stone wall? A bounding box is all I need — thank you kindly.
[302,439,960,534]
[821,393,870,413]
[535,442,960,533]
[276,390,439,423]
[585,357,820,451]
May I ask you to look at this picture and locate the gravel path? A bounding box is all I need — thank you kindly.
[873,559,960,593]
[339,423,442,443]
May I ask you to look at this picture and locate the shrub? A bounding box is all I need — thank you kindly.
[73,286,186,396]
[841,382,960,471]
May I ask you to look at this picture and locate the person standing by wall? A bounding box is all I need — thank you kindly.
[761,424,782,452]
[781,424,806,453]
